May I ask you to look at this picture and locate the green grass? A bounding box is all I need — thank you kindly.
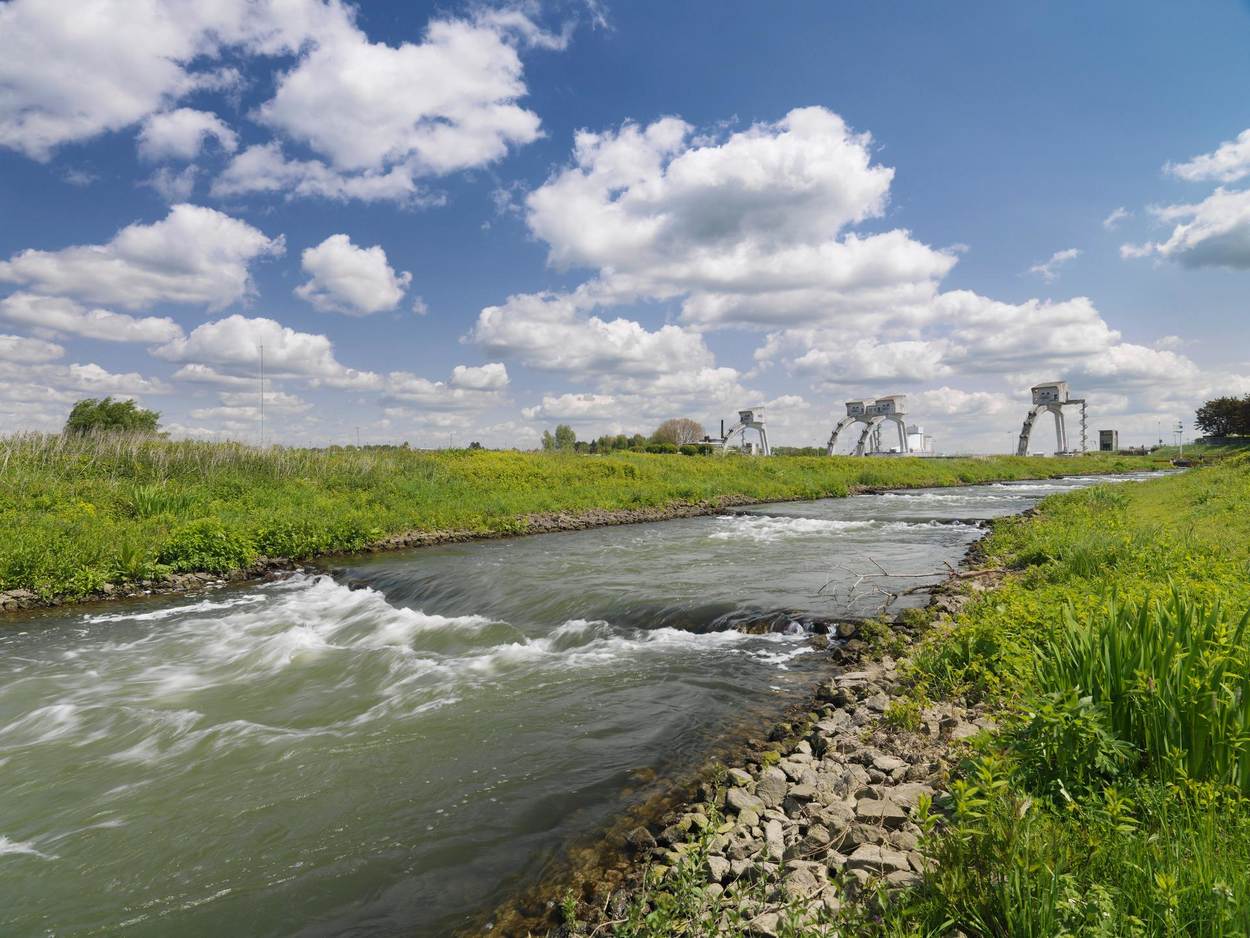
[884,454,1250,937]
[0,432,1161,601]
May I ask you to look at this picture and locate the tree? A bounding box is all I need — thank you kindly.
[64,397,160,435]
[1195,395,1250,438]
[651,417,705,446]
[541,424,578,451]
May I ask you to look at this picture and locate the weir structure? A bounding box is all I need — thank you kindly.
[826,395,911,456]
[719,408,771,456]
[1016,381,1087,455]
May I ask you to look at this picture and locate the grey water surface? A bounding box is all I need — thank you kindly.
[0,474,1145,937]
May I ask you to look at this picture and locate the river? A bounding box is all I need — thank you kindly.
[0,474,1146,937]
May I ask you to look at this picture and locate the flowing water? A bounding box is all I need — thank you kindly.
[0,474,1148,937]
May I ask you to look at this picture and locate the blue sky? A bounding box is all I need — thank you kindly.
[1,0,1248,452]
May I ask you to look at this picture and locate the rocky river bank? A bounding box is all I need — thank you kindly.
[498,579,997,938]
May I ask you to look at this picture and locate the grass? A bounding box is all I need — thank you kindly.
[879,453,1250,937]
[0,432,1161,601]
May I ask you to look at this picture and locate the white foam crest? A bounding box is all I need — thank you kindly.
[0,835,56,860]
[710,516,874,542]
[81,594,265,624]
[0,703,81,748]
[713,515,971,542]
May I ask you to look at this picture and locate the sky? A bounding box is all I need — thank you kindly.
[1,0,1249,453]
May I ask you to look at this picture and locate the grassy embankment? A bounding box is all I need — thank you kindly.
[0,432,1161,601]
[872,454,1250,935]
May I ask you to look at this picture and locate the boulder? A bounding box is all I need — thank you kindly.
[756,767,788,808]
[726,787,765,815]
[846,843,911,874]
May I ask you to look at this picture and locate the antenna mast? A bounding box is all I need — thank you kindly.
[258,342,265,448]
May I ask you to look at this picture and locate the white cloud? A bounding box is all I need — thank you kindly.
[1102,207,1131,230]
[211,143,434,204]
[1166,129,1250,183]
[138,108,237,161]
[0,292,183,343]
[155,314,380,389]
[450,362,509,390]
[0,0,341,159]
[519,107,955,330]
[0,332,64,363]
[386,363,508,409]
[255,11,553,176]
[1028,247,1080,281]
[295,234,411,316]
[1122,188,1250,269]
[472,290,716,375]
[147,166,199,202]
[0,204,283,310]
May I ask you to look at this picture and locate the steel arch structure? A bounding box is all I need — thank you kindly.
[827,396,911,456]
[720,408,770,455]
[1016,382,1088,455]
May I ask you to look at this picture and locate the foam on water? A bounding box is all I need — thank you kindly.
[711,514,970,542]
[0,835,55,860]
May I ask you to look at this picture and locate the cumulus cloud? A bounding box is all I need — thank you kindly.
[1,0,562,208]
[255,11,555,177]
[210,143,434,204]
[154,314,380,389]
[138,108,237,161]
[0,292,183,343]
[1122,188,1250,269]
[1166,129,1250,183]
[0,204,283,310]
[386,363,509,409]
[0,332,64,363]
[519,107,954,329]
[295,234,412,316]
[0,0,341,159]
[1028,247,1080,281]
[451,362,509,390]
[471,290,716,375]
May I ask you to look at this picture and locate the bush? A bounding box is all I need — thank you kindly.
[157,518,255,573]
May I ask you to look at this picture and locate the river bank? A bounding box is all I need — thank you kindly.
[488,546,994,938]
[527,456,1250,937]
[0,432,1162,613]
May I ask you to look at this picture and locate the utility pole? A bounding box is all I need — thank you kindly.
[356,426,361,448]
[258,342,265,448]
[1177,420,1184,456]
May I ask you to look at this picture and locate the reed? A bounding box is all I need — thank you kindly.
[1035,594,1250,793]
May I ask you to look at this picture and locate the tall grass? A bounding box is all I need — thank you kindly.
[883,458,1250,937]
[1031,595,1250,794]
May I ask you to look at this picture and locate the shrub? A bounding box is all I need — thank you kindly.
[157,518,255,573]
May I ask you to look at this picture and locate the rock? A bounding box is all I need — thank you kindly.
[782,865,824,900]
[886,869,923,888]
[730,857,754,878]
[764,819,785,860]
[704,882,724,900]
[624,827,656,852]
[747,911,780,937]
[785,783,816,804]
[846,843,911,874]
[706,855,731,882]
[836,621,858,638]
[855,798,909,829]
[727,787,765,815]
[864,693,890,713]
[939,716,979,740]
[727,767,754,789]
[872,754,908,773]
[889,781,937,809]
[756,767,788,808]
